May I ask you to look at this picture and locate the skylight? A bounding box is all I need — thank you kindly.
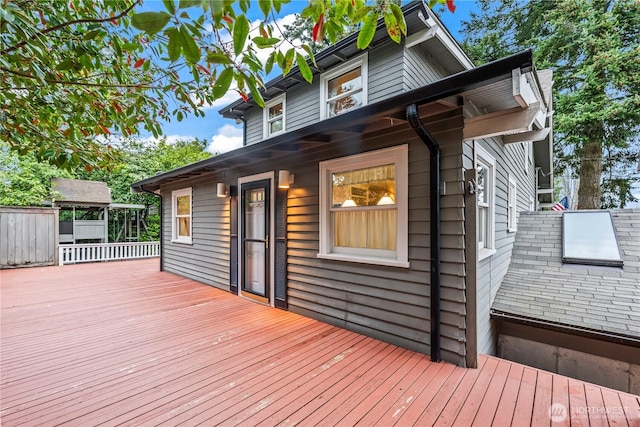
[562,211,623,267]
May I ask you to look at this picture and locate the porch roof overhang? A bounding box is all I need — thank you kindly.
[132,49,546,194]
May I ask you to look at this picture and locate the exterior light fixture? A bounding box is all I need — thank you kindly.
[278,170,295,189]
[216,182,228,197]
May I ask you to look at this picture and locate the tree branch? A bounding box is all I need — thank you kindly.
[1,0,141,56]
[0,66,159,89]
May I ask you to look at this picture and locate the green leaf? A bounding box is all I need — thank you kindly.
[282,48,295,75]
[389,3,407,36]
[206,52,232,64]
[242,72,264,107]
[178,0,201,8]
[180,25,201,63]
[357,12,377,50]
[258,0,271,18]
[384,11,401,43]
[131,12,172,35]
[296,53,313,83]
[252,36,280,49]
[233,14,250,56]
[301,44,317,68]
[210,0,224,22]
[265,51,275,74]
[167,28,183,62]
[212,67,233,99]
[162,0,176,14]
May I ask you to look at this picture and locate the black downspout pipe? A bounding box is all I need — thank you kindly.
[407,103,441,363]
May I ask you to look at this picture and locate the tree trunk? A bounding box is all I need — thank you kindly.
[577,139,602,209]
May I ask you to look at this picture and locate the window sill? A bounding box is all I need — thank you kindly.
[171,239,193,245]
[478,248,496,261]
[317,253,410,269]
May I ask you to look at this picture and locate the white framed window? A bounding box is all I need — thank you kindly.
[320,53,368,119]
[263,94,285,138]
[508,175,517,232]
[476,145,495,259]
[171,187,192,244]
[318,145,409,268]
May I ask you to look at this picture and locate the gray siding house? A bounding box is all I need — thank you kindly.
[132,1,553,367]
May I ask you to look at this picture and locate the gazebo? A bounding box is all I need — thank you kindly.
[51,178,111,244]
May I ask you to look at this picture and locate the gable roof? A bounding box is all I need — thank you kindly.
[491,210,640,346]
[132,49,536,193]
[51,178,112,206]
[218,0,473,120]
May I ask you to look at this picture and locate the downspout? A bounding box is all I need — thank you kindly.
[407,103,441,363]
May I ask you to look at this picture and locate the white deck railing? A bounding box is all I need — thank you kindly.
[59,242,160,265]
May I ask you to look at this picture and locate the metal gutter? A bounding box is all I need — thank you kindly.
[491,310,640,348]
[407,104,441,363]
[132,49,533,193]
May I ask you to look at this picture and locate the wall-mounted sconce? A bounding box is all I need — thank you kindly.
[216,182,228,197]
[278,170,295,189]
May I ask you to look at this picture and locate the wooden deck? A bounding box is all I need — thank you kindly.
[1,259,639,426]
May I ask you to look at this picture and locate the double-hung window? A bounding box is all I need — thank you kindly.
[320,54,368,119]
[172,187,192,244]
[476,145,495,259]
[264,94,285,138]
[318,145,409,268]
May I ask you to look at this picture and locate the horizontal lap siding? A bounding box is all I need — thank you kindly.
[468,138,537,355]
[368,42,404,102]
[285,113,467,365]
[161,179,231,290]
[403,44,448,90]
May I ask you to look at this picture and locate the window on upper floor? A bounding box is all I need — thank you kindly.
[508,175,517,232]
[476,145,496,259]
[172,187,192,244]
[264,94,285,138]
[320,54,368,119]
[318,145,409,268]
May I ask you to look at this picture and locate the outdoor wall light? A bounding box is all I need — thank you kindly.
[278,170,295,189]
[216,182,228,197]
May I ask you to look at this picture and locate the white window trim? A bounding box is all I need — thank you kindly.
[318,145,409,268]
[476,144,496,260]
[171,187,192,244]
[320,53,368,120]
[263,94,286,138]
[507,174,517,232]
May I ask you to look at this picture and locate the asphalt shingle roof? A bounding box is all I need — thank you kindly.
[491,209,640,340]
[50,178,112,206]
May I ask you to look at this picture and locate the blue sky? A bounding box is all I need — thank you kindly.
[137,0,475,153]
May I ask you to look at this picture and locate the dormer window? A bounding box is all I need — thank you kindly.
[264,94,285,138]
[320,54,368,119]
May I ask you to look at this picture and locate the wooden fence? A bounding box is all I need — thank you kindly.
[58,242,160,265]
[0,207,59,268]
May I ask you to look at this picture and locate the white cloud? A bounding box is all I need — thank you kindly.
[208,124,244,155]
[191,89,241,111]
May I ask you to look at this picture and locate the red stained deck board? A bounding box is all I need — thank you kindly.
[2,259,639,427]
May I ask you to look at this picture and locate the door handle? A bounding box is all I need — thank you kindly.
[265,234,269,249]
